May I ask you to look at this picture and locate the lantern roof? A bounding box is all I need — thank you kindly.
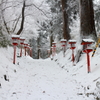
[68,40,76,44]
[82,39,94,43]
[11,35,20,38]
[81,39,94,45]
[68,40,76,42]
[52,42,56,44]
[60,39,67,42]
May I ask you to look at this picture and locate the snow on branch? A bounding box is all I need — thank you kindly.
[25,3,51,18]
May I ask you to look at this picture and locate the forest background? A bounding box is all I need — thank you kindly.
[0,0,100,59]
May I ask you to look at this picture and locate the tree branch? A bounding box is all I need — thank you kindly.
[25,3,51,18]
[16,0,25,35]
[12,14,21,33]
[2,16,10,34]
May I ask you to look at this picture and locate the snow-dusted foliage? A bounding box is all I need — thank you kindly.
[0,0,50,38]
[94,0,100,34]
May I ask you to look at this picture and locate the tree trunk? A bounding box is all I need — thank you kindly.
[80,0,97,40]
[17,0,25,35]
[50,34,54,47]
[61,0,71,40]
[50,34,54,55]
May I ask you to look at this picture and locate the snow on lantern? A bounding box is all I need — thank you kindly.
[60,39,67,57]
[20,37,25,57]
[81,39,94,73]
[11,35,20,64]
[52,42,56,47]
[69,40,76,65]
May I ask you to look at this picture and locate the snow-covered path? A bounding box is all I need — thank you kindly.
[5,56,83,100]
[0,46,100,100]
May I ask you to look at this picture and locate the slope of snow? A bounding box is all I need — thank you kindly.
[0,46,100,100]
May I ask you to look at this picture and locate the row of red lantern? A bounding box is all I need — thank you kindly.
[11,35,32,64]
[50,39,94,73]
[50,39,76,59]
[49,40,76,60]
[12,35,25,46]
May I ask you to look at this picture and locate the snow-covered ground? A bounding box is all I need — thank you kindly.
[0,46,100,100]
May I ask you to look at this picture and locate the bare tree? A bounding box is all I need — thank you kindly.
[61,0,71,40]
[1,0,50,35]
[16,0,25,35]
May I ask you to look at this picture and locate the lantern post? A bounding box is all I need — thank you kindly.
[81,39,94,73]
[19,37,25,57]
[69,40,76,65]
[60,39,67,57]
[11,35,20,64]
[24,43,28,56]
[27,44,31,56]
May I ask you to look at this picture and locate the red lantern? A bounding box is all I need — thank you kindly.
[11,35,20,64]
[52,42,56,47]
[12,35,20,46]
[20,37,25,45]
[19,37,25,57]
[60,39,67,57]
[52,42,56,57]
[61,39,67,47]
[81,39,94,73]
[24,43,28,56]
[69,40,76,50]
[69,40,76,65]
